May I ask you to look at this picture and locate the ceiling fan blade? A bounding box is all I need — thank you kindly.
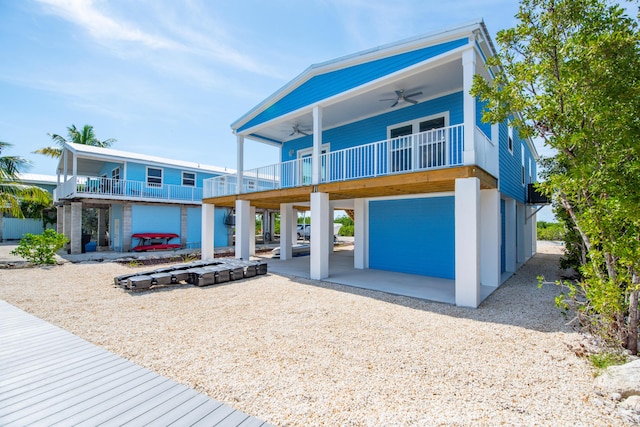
[405,91,423,98]
[379,98,396,102]
[394,90,403,97]
[390,100,399,107]
[405,98,419,105]
[299,130,310,136]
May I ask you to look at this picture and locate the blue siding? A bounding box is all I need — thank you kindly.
[187,207,227,248]
[369,197,455,279]
[240,38,469,132]
[498,122,531,202]
[124,162,218,186]
[282,92,464,162]
[475,98,491,138]
[126,162,147,182]
[131,205,181,235]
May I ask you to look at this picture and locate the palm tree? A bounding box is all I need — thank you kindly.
[0,141,51,218]
[34,124,117,158]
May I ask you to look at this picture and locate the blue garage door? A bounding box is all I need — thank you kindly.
[369,197,455,279]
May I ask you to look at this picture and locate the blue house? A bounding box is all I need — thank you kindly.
[55,143,232,254]
[201,21,540,308]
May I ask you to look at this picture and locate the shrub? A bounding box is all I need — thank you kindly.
[537,221,564,241]
[11,229,68,265]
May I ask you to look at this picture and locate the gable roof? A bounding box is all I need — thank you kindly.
[232,20,494,136]
[59,143,233,175]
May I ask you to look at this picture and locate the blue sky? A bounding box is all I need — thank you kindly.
[2,0,568,218]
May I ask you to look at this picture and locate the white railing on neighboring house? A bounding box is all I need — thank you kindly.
[56,176,203,203]
[204,123,484,198]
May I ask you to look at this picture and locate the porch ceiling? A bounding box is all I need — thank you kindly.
[203,166,497,210]
[245,57,465,144]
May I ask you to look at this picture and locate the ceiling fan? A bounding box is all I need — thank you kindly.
[380,89,423,108]
[290,124,310,136]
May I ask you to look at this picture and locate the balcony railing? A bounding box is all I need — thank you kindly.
[204,123,491,198]
[56,176,203,203]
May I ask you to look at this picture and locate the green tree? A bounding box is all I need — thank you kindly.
[0,141,51,218]
[471,0,640,353]
[34,124,116,158]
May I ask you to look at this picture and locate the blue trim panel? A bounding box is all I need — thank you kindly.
[239,38,469,132]
[369,197,455,279]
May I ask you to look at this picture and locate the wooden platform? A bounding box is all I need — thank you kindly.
[0,300,272,427]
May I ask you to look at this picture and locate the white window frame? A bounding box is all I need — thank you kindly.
[111,167,120,180]
[508,123,514,154]
[182,171,196,187]
[146,166,163,187]
[387,112,450,171]
[297,143,330,184]
[386,112,450,138]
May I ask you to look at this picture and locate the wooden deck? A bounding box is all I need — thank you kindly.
[0,300,272,427]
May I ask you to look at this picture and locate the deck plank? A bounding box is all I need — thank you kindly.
[0,300,271,427]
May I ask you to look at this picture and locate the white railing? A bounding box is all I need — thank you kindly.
[204,124,473,198]
[56,176,203,203]
[474,126,498,178]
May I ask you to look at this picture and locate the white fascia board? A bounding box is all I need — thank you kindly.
[237,45,468,139]
[65,142,232,174]
[231,21,484,131]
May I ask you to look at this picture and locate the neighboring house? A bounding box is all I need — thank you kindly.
[0,173,57,241]
[55,142,232,254]
[201,20,541,308]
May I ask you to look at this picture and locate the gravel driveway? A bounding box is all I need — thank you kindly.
[0,242,630,426]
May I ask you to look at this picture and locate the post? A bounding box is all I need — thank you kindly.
[455,177,480,307]
[70,202,82,254]
[310,192,329,280]
[122,203,132,252]
[312,105,323,185]
[237,135,244,193]
[462,47,476,165]
[235,200,251,259]
[504,198,516,273]
[201,203,215,260]
[354,198,369,269]
[480,189,500,287]
[280,203,294,260]
[250,205,256,256]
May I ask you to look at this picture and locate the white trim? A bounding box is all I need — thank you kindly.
[182,171,196,187]
[508,123,514,154]
[236,46,469,137]
[231,21,488,130]
[386,112,450,138]
[146,166,163,187]
[297,143,330,159]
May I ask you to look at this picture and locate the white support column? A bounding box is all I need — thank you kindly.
[201,203,215,260]
[480,189,500,288]
[328,206,334,253]
[310,192,329,280]
[312,105,323,185]
[291,209,299,245]
[524,206,534,261]
[279,203,294,260]
[235,200,251,259]
[354,198,369,269]
[531,208,537,256]
[455,178,481,308]
[504,198,516,272]
[72,152,77,177]
[250,205,256,256]
[516,202,525,264]
[462,47,476,165]
[63,150,68,182]
[237,135,244,193]
[70,202,82,254]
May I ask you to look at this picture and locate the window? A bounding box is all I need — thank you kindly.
[111,167,120,180]
[182,171,196,187]
[508,124,514,153]
[147,167,163,187]
[521,144,526,186]
[388,113,447,172]
[246,179,256,191]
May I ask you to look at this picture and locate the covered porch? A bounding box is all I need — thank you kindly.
[262,246,499,305]
[201,165,501,308]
